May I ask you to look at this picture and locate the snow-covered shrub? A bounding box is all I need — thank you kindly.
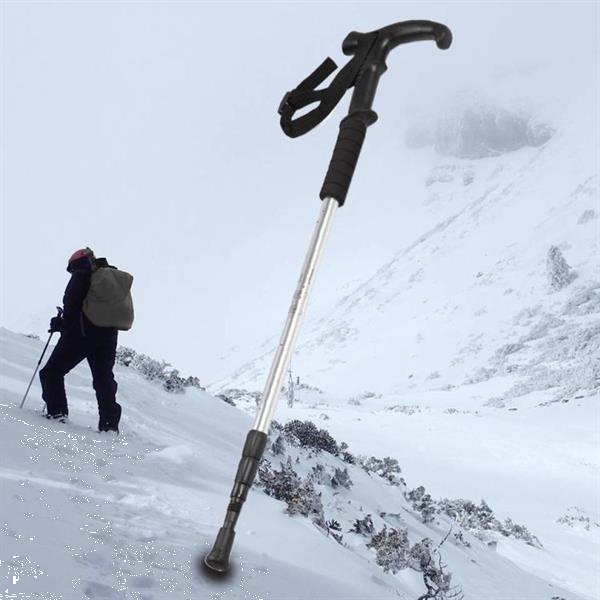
[493,342,524,361]
[217,388,261,406]
[464,367,496,385]
[348,391,379,405]
[295,381,324,394]
[282,420,339,455]
[307,464,353,490]
[360,456,405,486]
[184,376,202,389]
[482,397,506,408]
[341,451,356,465]
[116,346,204,393]
[258,458,298,498]
[331,467,353,490]
[309,463,329,486]
[384,404,421,415]
[557,506,600,531]
[130,353,165,381]
[350,514,374,536]
[215,393,236,407]
[473,281,600,401]
[406,486,436,524]
[577,209,597,224]
[409,538,462,600]
[339,441,356,465]
[499,518,541,546]
[452,531,471,548]
[438,499,494,532]
[563,282,600,316]
[270,434,286,456]
[547,246,576,292]
[326,519,343,544]
[367,526,410,573]
[257,457,324,526]
[367,526,462,597]
[162,368,185,394]
[437,498,540,547]
[287,479,325,527]
[115,345,136,367]
[327,519,341,531]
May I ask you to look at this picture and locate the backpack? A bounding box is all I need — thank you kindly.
[82,267,134,331]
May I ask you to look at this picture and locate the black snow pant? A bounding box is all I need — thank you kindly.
[40,322,121,429]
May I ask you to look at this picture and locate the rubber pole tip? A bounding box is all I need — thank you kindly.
[203,553,229,574]
[203,525,235,574]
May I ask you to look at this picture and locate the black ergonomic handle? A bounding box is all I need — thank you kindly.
[319,20,452,206]
[344,21,451,119]
[279,20,451,205]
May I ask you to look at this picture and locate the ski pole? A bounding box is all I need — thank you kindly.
[203,20,452,575]
[20,307,63,409]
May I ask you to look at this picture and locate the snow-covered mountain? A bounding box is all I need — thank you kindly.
[209,93,599,600]
[1,327,593,599]
[222,96,599,402]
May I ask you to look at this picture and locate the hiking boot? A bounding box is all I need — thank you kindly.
[46,413,69,424]
[98,423,119,434]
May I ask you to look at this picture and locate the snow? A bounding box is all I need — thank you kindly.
[207,91,599,600]
[0,329,400,599]
[1,327,595,599]
[222,99,598,400]
[2,17,598,598]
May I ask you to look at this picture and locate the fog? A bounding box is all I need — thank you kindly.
[1,1,597,382]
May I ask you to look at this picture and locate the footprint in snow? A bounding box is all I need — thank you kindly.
[128,574,155,589]
[76,549,112,569]
[68,476,93,490]
[82,580,125,599]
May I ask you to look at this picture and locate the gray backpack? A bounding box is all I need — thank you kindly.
[82,267,134,331]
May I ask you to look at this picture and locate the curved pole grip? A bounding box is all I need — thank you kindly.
[320,20,452,206]
[345,20,452,120]
[343,20,452,57]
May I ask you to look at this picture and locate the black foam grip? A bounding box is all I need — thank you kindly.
[320,116,367,206]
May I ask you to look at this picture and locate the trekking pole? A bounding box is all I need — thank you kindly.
[20,307,63,409]
[203,20,452,575]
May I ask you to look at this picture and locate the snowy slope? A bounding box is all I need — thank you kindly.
[0,327,590,600]
[226,384,600,600]
[211,94,600,600]
[221,105,600,399]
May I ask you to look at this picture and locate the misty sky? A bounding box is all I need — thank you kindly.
[1,1,598,384]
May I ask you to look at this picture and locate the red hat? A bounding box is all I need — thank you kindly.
[68,248,90,263]
[67,247,95,271]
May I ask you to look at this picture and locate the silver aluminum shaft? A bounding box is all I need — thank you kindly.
[252,196,338,433]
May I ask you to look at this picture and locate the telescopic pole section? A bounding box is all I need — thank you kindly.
[203,196,338,573]
[20,332,54,409]
[253,196,338,432]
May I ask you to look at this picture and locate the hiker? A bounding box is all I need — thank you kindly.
[39,248,134,432]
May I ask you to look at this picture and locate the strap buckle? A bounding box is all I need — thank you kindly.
[277,91,293,117]
[278,35,376,138]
